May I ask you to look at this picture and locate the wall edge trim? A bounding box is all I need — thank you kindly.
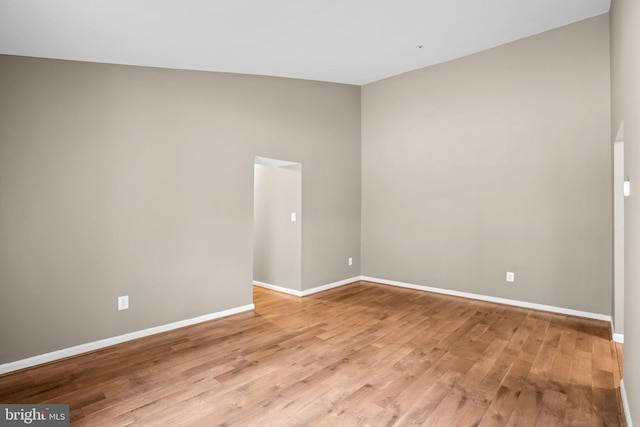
[254,277,361,297]
[253,281,303,297]
[621,379,634,427]
[0,303,255,375]
[360,276,612,322]
[301,277,361,296]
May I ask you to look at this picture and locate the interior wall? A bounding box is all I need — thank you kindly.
[610,0,640,423]
[613,139,625,338]
[0,55,361,364]
[361,15,612,314]
[253,163,302,291]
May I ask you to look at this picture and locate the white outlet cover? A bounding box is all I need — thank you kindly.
[348,257,353,266]
[506,272,515,282]
[118,295,129,310]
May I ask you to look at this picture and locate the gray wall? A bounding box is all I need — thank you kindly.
[611,0,640,423]
[613,140,625,337]
[253,163,302,291]
[0,55,361,364]
[361,15,612,314]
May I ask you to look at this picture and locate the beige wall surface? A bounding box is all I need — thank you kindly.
[0,55,361,364]
[611,0,640,423]
[361,15,612,314]
[253,163,302,291]
[613,140,624,336]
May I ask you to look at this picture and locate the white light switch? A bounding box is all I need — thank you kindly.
[624,181,631,197]
[291,212,297,222]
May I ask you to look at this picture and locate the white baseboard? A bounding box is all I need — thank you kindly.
[253,281,303,297]
[0,303,255,375]
[254,277,360,297]
[613,333,624,343]
[621,379,633,427]
[301,276,361,296]
[360,276,612,323]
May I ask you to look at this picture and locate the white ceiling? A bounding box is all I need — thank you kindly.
[0,0,611,85]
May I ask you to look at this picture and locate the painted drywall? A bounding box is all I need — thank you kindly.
[0,55,361,364]
[361,15,612,315]
[613,140,625,337]
[611,0,640,423]
[253,163,302,291]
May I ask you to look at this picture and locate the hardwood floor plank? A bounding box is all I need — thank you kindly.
[418,382,465,426]
[564,349,594,425]
[505,381,539,427]
[0,281,623,426]
[481,358,532,426]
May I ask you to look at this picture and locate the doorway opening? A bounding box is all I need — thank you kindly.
[253,156,302,300]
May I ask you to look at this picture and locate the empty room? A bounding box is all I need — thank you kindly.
[1,0,639,425]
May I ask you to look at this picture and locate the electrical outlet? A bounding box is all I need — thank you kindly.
[506,272,515,282]
[118,295,129,310]
[348,257,353,266]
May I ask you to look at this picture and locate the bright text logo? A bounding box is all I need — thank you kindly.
[0,405,69,426]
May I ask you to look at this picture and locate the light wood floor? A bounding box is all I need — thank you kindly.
[0,281,625,426]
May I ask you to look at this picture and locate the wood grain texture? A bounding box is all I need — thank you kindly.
[0,281,625,426]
